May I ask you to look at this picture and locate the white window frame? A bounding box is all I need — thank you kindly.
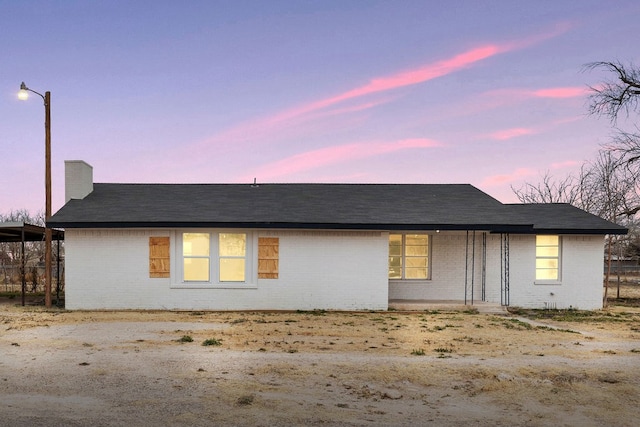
[388,233,431,281]
[535,235,561,284]
[174,230,256,288]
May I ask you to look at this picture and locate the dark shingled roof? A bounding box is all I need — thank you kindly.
[48,183,627,234]
[505,203,626,234]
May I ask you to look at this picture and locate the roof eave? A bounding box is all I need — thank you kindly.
[47,221,535,233]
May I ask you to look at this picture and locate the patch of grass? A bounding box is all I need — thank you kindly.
[434,347,453,353]
[503,319,533,330]
[202,338,223,346]
[411,348,426,356]
[295,309,326,316]
[508,307,637,323]
[236,394,254,406]
[229,318,247,324]
[177,335,193,343]
[535,326,580,334]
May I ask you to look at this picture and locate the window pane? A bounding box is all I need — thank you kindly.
[406,257,428,268]
[389,246,402,256]
[389,234,402,245]
[536,246,558,257]
[184,258,209,281]
[388,266,402,279]
[536,235,558,246]
[220,259,245,281]
[536,259,558,269]
[536,269,558,281]
[183,233,209,256]
[405,267,427,279]
[406,245,428,256]
[220,233,246,256]
[406,234,428,246]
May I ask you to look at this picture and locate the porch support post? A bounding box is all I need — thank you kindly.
[21,228,26,307]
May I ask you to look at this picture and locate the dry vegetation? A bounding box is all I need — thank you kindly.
[1,285,639,426]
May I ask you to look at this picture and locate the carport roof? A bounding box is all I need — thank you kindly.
[0,221,64,242]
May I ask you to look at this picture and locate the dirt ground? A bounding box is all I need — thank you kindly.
[1,286,639,426]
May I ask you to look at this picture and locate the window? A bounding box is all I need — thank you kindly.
[219,233,246,282]
[181,232,249,283]
[536,235,560,281]
[183,233,210,281]
[389,233,429,279]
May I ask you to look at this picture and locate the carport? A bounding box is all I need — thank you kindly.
[0,221,64,306]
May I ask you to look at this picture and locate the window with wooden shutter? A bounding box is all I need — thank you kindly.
[258,237,279,279]
[149,237,170,278]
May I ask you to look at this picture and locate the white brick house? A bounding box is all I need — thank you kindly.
[49,161,626,311]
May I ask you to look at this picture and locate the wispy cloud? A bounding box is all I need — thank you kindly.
[488,127,536,141]
[245,138,441,181]
[483,86,587,101]
[481,167,537,186]
[195,22,573,167]
[200,41,535,149]
[532,87,588,98]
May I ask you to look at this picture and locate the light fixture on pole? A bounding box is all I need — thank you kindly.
[19,82,52,308]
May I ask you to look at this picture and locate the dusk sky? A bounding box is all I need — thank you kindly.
[1,1,638,215]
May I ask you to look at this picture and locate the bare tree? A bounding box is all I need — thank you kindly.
[511,171,582,205]
[585,61,640,123]
[587,61,640,178]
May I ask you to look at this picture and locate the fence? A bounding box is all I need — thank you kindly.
[1,265,64,293]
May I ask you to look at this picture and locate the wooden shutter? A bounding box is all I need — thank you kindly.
[258,237,279,279]
[149,237,170,278]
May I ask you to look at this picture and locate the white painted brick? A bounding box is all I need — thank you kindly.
[65,229,388,311]
[65,229,604,311]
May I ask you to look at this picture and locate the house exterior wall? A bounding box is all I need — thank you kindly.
[507,235,604,310]
[388,233,604,310]
[64,228,604,311]
[64,228,388,311]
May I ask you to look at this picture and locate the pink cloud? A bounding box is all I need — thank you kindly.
[267,45,505,125]
[501,20,574,50]
[483,86,587,101]
[199,44,516,149]
[532,87,588,98]
[481,168,536,186]
[246,138,441,181]
[197,23,572,154]
[489,127,536,141]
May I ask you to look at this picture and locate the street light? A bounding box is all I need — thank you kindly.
[19,82,52,308]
